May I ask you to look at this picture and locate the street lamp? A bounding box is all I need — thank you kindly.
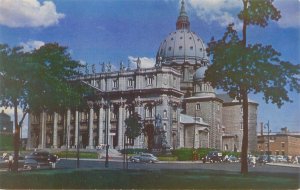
[264,121,271,163]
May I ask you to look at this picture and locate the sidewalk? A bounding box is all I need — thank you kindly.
[266,162,300,168]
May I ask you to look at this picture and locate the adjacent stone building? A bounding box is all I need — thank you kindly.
[0,110,13,134]
[27,0,258,153]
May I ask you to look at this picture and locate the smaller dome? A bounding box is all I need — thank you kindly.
[194,66,207,80]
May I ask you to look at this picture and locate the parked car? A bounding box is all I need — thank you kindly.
[131,153,158,163]
[129,155,140,163]
[257,155,268,164]
[276,155,287,163]
[224,155,239,163]
[203,151,223,163]
[24,151,58,169]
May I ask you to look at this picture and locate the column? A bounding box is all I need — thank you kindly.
[39,111,46,149]
[98,106,104,145]
[107,104,112,146]
[118,103,124,148]
[67,109,71,148]
[88,107,94,149]
[53,112,58,148]
[75,110,79,147]
[26,114,32,149]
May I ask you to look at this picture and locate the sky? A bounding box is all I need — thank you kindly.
[0,0,299,137]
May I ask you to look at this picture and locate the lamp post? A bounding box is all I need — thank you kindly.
[264,121,271,163]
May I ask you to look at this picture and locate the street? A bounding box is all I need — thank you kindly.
[56,158,300,175]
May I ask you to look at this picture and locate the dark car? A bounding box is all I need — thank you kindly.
[24,151,58,169]
[203,151,223,163]
[257,155,268,164]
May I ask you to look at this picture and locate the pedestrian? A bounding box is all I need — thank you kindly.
[8,154,13,171]
[250,156,256,167]
[50,155,57,169]
[293,156,298,164]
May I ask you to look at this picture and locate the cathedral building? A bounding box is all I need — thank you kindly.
[27,1,258,153]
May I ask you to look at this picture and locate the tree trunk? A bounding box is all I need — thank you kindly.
[240,90,249,174]
[240,0,249,175]
[13,102,20,172]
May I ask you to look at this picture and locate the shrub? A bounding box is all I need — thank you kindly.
[54,151,98,159]
[171,148,193,161]
[120,148,147,154]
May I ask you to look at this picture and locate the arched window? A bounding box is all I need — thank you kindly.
[145,105,153,118]
[224,144,228,151]
[163,110,167,118]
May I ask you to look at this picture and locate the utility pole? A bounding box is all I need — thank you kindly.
[264,121,271,163]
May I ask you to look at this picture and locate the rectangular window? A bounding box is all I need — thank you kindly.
[128,78,133,87]
[147,77,153,85]
[281,142,285,148]
[196,103,201,110]
[113,80,118,88]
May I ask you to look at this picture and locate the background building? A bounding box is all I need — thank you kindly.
[0,110,13,134]
[257,127,300,156]
[27,0,258,153]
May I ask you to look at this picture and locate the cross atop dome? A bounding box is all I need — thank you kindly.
[176,0,190,30]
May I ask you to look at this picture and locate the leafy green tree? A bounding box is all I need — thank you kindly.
[0,43,85,171]
[124,112,143,141]
[205,0,300,174]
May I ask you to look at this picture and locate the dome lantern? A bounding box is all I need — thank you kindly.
[176,0,190,31]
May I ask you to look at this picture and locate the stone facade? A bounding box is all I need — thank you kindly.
[27,0,258,153]
[221,100,258,152]
[0,110,13,134]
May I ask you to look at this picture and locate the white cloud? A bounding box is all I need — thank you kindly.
[19,40,45,52]
[186,0,300,29]
[186,0,242,29]
[0,0,65,28]
[128,56,156,68]
[275,0,300,28]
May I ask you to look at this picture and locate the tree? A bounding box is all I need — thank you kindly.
[0,43,85,171]
[205,0,300,174]
[124,112,143,141]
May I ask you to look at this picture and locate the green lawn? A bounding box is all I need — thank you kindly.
[0,169,298,189]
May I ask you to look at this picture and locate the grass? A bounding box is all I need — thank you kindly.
[0,169,298,189]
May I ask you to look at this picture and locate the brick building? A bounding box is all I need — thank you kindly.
[257,127,300,156]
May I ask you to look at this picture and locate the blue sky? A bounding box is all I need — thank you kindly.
[0,0,299,135]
